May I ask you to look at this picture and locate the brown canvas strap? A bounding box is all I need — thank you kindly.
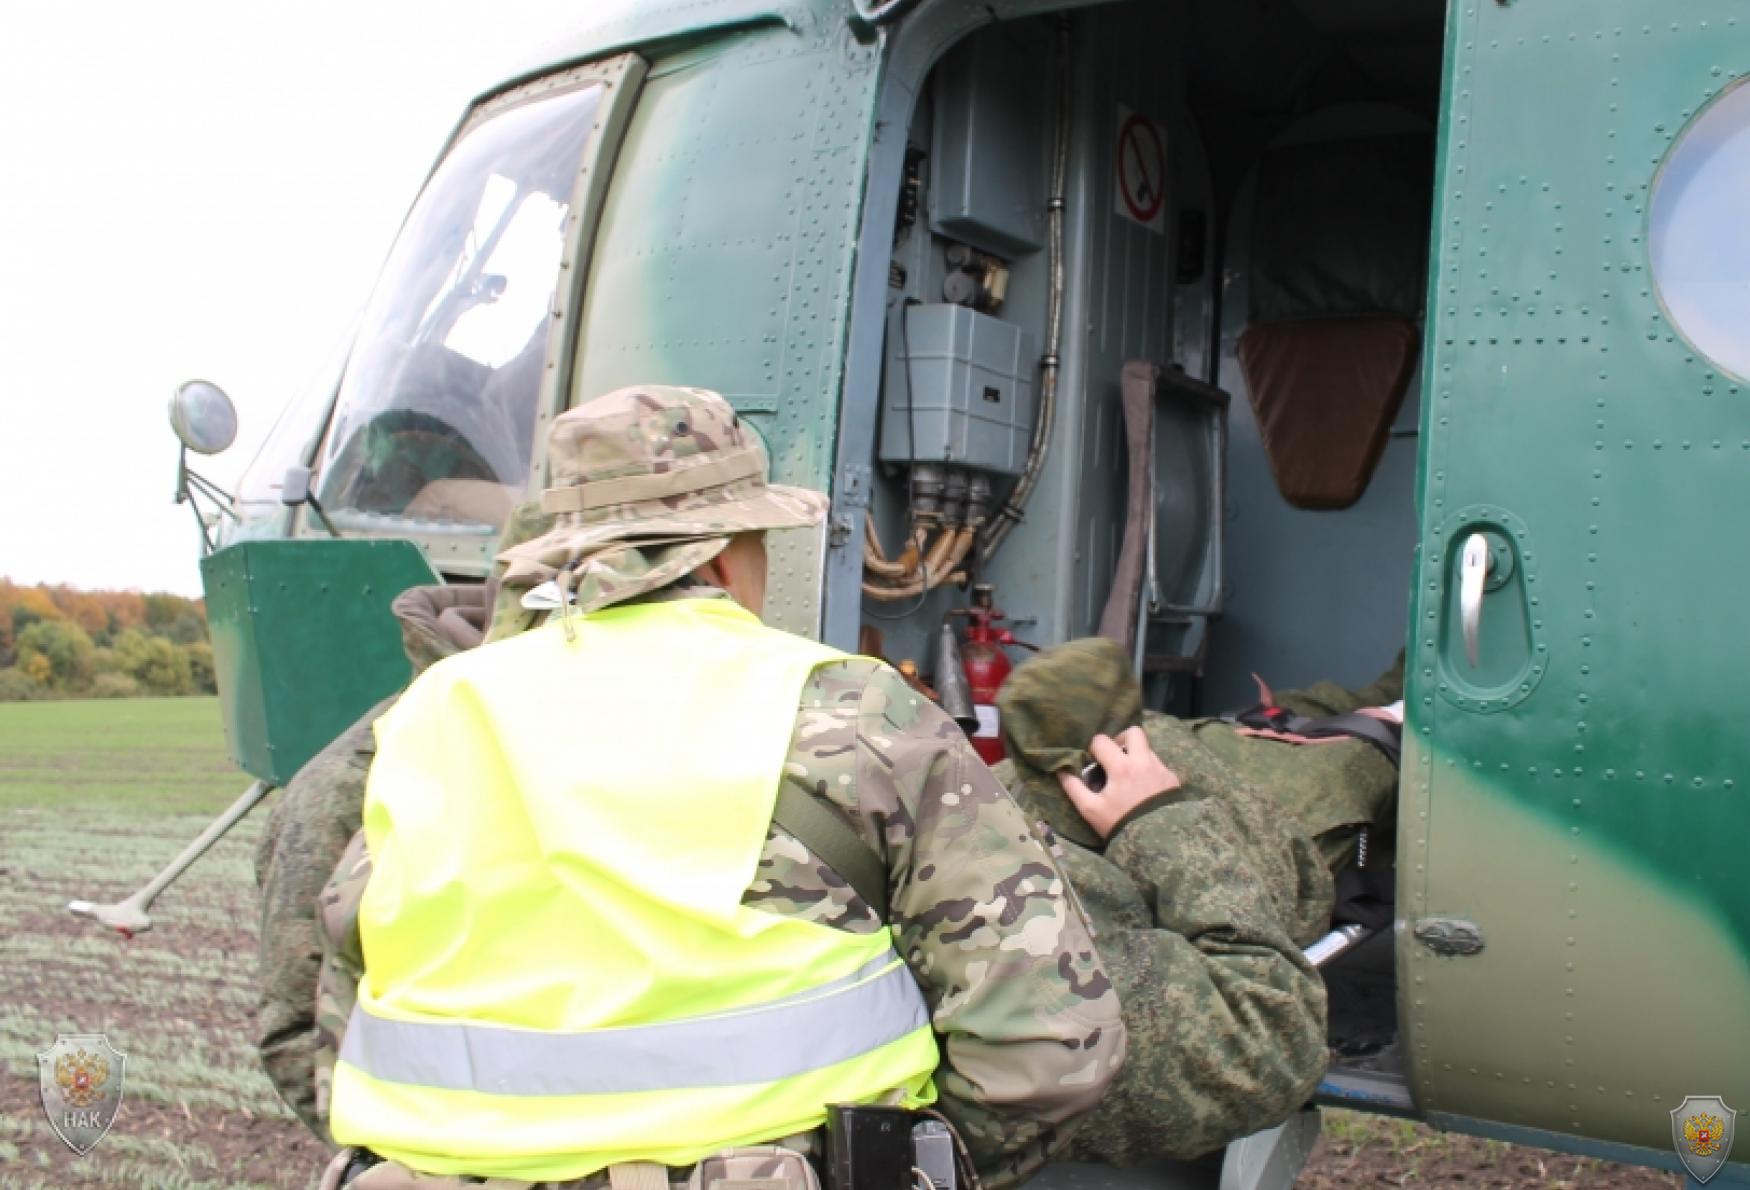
[1096,360,1157,653]
[543,448,764,514]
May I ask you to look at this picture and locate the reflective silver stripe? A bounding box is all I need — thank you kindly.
[339,954,930,1096]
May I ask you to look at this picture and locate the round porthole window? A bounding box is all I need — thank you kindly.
[1650,82,1750,380]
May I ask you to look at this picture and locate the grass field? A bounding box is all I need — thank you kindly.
[0,698,1682,1188]
[0,698,325,1188]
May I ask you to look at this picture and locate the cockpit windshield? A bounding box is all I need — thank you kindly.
[315,81,604,534]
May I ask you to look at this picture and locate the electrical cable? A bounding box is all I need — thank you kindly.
[903,298,921,532]
[863,558,935,619]
[864,519,912,577]
[867,297,961,601]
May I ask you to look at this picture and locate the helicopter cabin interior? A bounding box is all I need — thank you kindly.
[853,0,1448,1113]
[859,0,1444,705]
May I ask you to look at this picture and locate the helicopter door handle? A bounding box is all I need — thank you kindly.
[1460,533,1491,668]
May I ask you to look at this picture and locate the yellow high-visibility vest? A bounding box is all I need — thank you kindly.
[328,598,939,1180]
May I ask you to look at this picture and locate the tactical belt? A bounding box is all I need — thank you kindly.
[1225,704,1403,767]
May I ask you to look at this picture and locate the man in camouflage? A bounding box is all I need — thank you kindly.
[991,639,1402,1163]
[270,386,1125,1190]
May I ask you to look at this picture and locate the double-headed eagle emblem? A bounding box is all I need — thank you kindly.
[54,1047,109,1109]
[1673,1096,1740,1185]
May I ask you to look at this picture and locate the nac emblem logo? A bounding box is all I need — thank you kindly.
[1672,1095,1739,1185]
[36,1034,127,1155]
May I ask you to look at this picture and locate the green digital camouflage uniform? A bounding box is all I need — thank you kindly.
[991,639,1403,1163]
[256,706,382,1137]
[1188,657,1403,872]
[293,387,1125,1190]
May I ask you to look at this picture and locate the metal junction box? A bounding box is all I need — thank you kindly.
[879,304,1037,476]
[928,23,1050,258]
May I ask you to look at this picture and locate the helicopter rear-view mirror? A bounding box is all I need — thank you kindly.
[168,379,239,455]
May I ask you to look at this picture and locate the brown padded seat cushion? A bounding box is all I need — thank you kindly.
[1237,317,1419,511]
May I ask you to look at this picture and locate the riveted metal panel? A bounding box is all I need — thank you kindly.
[1403,0,1750,1158]
[494,0,805,86]
[202,540,438,785]
[568,15,880,635]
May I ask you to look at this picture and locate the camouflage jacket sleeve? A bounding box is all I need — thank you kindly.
[1063,787,1328,1164]
[769,661,1125,1188]
[253,702,386,1139]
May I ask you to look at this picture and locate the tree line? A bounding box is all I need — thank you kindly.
[0,579,216,701]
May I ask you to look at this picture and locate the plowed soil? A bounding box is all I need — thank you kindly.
[1302,1111,1681,1188]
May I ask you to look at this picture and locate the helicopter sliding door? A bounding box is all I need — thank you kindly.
[1403,0,1750,1166]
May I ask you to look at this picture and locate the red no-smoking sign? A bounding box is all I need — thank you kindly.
[1114,105,1167,233]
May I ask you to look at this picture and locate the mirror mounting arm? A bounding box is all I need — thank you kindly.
[173,443,239,556]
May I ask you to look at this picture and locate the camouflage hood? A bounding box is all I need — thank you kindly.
[996,637,1143,848]
[497,386,827,615]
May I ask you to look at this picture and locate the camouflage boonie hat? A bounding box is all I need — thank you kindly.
[498,386,827,614]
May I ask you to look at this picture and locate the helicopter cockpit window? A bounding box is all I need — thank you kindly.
[315,80,605,533]
[1650,80,1750,382]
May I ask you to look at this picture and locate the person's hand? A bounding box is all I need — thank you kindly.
[1056,726,1182,840]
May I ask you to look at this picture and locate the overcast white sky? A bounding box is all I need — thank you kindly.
[0,2,587,595]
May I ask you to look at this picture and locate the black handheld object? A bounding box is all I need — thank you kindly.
[1079,760,1108,793]
[826,1105,916,1190]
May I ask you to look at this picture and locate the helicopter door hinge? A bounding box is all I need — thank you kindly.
[829,464,872,548]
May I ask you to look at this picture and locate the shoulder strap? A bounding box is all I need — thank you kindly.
[1226,704,1402,767]
[770,785,890,921]
[1301,712,1402,766]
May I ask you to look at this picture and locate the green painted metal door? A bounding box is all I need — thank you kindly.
[1402,0,1750,1158]
[204,540,438,785]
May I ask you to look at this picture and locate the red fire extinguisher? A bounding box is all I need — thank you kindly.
[958,584,1021,765]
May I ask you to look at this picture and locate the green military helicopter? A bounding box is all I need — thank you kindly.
[105,0,1750,1183]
